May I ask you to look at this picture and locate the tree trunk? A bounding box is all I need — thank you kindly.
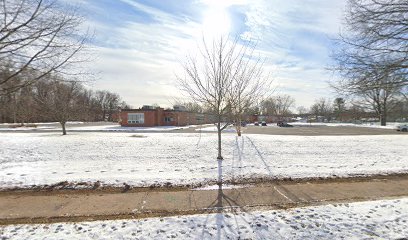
[61,122,67,135]
[380,111,386,126]
[217,124,223,160]
[236,116,242,137]
[12,94,17,124]
[217,158,222,186]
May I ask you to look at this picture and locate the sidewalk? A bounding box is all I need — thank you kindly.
[1,176,408,224]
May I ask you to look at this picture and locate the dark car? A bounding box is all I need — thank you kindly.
[279,122,293,127]
[261,121,267,126]
[254,122,259,126]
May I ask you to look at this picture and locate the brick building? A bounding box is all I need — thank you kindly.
[119,106,214,127]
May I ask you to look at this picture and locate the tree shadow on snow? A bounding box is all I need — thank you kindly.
[198,136,304,239]
[245,136,303,203]
[198,158,273,239]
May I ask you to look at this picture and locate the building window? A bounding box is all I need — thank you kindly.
[164,117,174,122]
[128,113,144,124]
[196,114,204,121]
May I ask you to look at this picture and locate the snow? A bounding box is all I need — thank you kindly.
[1,198,408,239]
[0,121,85,126]
[0,123,192,132]
[1,132,407,188]
[195,126,236,132]
[68,125,192,132]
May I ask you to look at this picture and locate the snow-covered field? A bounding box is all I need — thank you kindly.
[0,123,193,132]
[1,198,407,239]
[1,132,407,188]
[195,126,236,132]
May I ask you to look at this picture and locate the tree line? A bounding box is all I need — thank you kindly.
[0,74,130,134]
[0,0,133,135]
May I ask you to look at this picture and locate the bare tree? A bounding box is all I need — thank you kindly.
[172,100,204,113]
[334,62,403,125]
[94,90,121,121]
[331,0,408,125]
[0,0,89,95]
[34,77,82,135]
[260,94,295,116]
[330,0,406,124]
[310,98,333,122]
[274,95,295,116]
[296,106,308,115]
[229,45,269,136]
[332,0,407,89]
[178,37,268,160]
[260,98,276,115]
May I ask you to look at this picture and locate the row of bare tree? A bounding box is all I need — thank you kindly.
[299,97,408,123]
[0,0,130,135]
[0,75,130,134]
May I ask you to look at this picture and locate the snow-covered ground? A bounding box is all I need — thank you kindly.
[68,125,193,132]
[0,121,85,126]
[1,132,407,188]
[195,126,236,132]
[0,123,194,132]
[1,198,407,239]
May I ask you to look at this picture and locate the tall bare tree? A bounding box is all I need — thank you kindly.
[331,0,407,125]
[310,98,333,122]
[332,0,407,90]
[229,45,269,136]
[34,77,82,135]
[260,94,295,116]
[297,106,308,115]
[178,37,269,160]
[342,69,402,125]
[332,0,408,99]
[0,0,89,95]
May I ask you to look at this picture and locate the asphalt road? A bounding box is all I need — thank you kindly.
[179,124,405,136]
[240,125,403,136]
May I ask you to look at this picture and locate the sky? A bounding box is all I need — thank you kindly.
[72,0,347,110]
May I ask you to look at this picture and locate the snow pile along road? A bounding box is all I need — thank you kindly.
[1,132,407,188]
[1,198,407,239]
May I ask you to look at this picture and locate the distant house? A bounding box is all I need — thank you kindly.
[119,106,214,127]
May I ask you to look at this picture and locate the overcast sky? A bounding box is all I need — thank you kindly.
[74,0,347,109]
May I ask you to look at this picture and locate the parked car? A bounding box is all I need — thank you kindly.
[254,121,259,126]
[261,121,267,126]
[278,122,293,127]
[397,124,408,132]
[277,121,283,127]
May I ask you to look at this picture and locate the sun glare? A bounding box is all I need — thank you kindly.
[202,4,231,36]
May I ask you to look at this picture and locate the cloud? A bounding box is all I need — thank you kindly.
[78,0,346,108]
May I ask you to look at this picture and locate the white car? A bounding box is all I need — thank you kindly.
[397,124,408,132]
